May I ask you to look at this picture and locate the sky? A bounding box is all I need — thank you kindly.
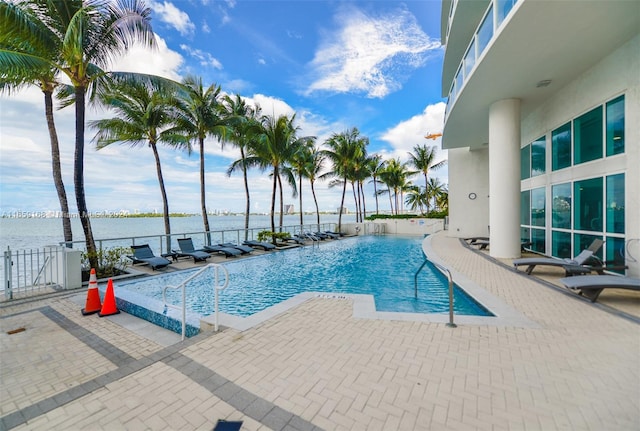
[0,0,447,216]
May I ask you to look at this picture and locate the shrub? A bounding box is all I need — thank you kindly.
[257,230,292,242]
[81,246,130,279]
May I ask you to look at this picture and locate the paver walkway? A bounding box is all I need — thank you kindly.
[1,232,638,430]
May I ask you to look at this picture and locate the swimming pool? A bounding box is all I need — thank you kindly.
[117,236,491,320]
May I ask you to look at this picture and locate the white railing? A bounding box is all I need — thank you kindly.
[2,246,66,300]
[162,263,229,340]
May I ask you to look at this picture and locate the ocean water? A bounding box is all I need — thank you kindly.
[0,214,356,251]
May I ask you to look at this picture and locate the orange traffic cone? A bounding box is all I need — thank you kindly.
[81,268,102,315]
[98,278,120,317]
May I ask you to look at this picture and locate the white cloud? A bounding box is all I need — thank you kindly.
[180,44,223,70]
[149,1,195,36]
[380,102,448,183]
[306,5,440,98]
[111,34,183,80]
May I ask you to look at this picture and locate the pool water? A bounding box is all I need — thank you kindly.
[117,236,492,318]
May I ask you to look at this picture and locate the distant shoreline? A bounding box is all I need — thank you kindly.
[0,211,344,219]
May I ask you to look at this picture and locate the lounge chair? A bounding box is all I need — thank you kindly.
[174,238,211,262]
[321,231,341,239]
[513,239,604,275]
[472,239,532,251]
[219,242,254,254]
[202,244,242,257]
[280,235,305,245]
[558,275,640,302]
[243,240,276,250]
[325,230,344,237]
[128,244,172,270]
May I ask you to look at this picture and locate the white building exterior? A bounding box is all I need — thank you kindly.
[440,0,639,276]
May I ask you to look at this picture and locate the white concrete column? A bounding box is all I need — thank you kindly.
[489,99,521,258]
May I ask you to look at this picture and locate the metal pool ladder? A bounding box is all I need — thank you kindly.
[163,263,229,340]
[414,257,457,328]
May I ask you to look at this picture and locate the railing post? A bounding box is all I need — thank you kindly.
[4,246,12,300]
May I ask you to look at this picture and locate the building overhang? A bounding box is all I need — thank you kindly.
[442,0,640,150]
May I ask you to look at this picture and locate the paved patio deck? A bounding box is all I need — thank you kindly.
[1,232,638,430]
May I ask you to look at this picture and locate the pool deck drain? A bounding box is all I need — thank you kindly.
[1,231,638,430]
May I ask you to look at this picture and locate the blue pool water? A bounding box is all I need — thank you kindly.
[117,236,491,318]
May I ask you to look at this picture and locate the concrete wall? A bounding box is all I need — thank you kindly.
[447,147,490,238]
[342,219,445,237]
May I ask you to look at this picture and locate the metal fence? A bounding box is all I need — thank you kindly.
[59,223,339,254]
[2,246,67,300]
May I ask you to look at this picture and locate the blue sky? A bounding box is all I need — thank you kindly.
[0,0,447,216]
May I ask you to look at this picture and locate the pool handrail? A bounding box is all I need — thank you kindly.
[162,263,229,340]
[415,257,457,328]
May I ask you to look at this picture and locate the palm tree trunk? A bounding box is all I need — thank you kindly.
[43,89,72,246]
[360,181,366,220]
[373,179,379,214]
[298,174,303,227]
[270,166,277,233]
[199,137,211,244]
[338,178,347,231]
[351,182,359,222]
[311,180,320,228]
[150,142,171,253]
[241,148,250,241]
[74,86,97,268]
[277,172,284,231]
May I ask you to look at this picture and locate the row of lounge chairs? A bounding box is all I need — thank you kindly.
[127,238,278,270]
[511,238,638,302]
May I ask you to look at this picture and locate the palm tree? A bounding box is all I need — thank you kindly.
[172,76,228,243]
[288,138,317,227]
[90,78,187,253]
[306,147,325,227]
[322,127,367,231]
[405,186,428,215]
[427,177,448,212]
[0,0,155,266]
[407,144,446,212]
[223,94,262,239]
[366,154,385,215]
[0,1,72,245]
[252,113,300,234]
[379,158,411,215]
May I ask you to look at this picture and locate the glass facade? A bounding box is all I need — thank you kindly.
[531,188,545,227]
[531,228,545,253]
[606,174,624,234]
[574,233,603,259]
[552,231,571,259]
[476,6,494,54]
[606,237,626,273]
[531,136,546,176]
[520,145,530,180]
[464,39,476,79]
[551,183,571,229]
[574,106,603,165]
[496,0,518,26]
[520,190,530,226]
[552,122,571,171]
[574,178,603,232]
[606,95,625,156]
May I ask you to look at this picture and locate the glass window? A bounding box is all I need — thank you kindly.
[552,183,571,229]
[606,174,624,234]
[496,0,518,27]
[552,231,572,259]
[454,67,463,101]
[476,6,494,55]
[574,177,603,232]
[574,106,603,164]
[531,228,545,253]
[531,136,546,176]
[606,237,626,273]
[531,187,545,227]
[606,95,625,156]
[520,145,530,180]
[521,227,531,243]
[552,122,571,170]
[464,39,476,79]
[520,190,530,226]
[574,233,603,260]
